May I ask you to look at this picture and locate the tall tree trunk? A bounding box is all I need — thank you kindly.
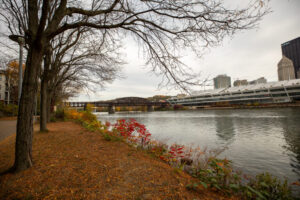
[13,45,43,172]
[40,77,48,131]
[46,89,53,122]
[40,53,50,132]
[46,94,51,122]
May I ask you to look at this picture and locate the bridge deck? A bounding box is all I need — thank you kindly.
[66,97,169,107]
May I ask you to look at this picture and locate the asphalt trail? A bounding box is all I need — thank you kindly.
[0,120,16,141]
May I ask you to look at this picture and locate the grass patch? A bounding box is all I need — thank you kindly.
[103,133,122,142]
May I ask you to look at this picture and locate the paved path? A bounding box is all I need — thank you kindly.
[0,120,16,141]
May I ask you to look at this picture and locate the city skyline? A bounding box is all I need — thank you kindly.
[67,0,299,101]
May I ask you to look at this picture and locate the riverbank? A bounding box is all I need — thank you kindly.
[0,121,234,200]
[96,108,298,198]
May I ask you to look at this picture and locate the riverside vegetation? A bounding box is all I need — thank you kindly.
[60,104,295,199]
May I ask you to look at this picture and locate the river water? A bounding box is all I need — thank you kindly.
[96,108,300,192]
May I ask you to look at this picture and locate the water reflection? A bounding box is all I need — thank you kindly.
[214,115,235,144]
[280,109,300,181]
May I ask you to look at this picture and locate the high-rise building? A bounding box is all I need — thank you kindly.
[281,37,300,78]
[233,79,248,86]
[213,74,231,89]
[249,77,267,85]
[277,56,296,81]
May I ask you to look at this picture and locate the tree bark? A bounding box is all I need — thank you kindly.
[40,52,50,132]
[46,94,51,122]
[46,89,54,122]
[40,77,48,131]
[13,45,43,172]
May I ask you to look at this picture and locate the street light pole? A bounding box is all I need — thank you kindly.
[18,37,24,103]
[8,35,25,104]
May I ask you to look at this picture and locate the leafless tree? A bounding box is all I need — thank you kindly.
[0,0,269,172]
[40,28,122,131]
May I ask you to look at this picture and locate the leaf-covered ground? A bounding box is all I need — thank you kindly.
[0,122,237,199]
[0,116,17,121]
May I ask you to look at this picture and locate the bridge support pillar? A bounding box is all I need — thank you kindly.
[108,105,115,114]
[147,105,154,112]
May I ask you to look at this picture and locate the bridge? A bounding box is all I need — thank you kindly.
[65,97,169,113]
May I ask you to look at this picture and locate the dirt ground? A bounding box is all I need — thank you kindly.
[0,117,17,121]
[0,122,236,200]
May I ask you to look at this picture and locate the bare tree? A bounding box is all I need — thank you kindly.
[0,0,269,172]
[40,28,122,131]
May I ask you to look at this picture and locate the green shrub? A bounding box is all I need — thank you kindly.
[188,157,294,199]
[50,116,57,122]
[244,172,292,200]
[0,102,18,116]
[103,133,122,142]
[54,109,65,120]
[192,158,241,194]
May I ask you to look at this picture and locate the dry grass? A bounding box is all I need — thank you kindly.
[0,122,237,200]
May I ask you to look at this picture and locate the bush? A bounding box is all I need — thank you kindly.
[244,172,292,200]
[0,102,18,116]
[81,111,97,122]
[103,133,122,142]
[85,103,94,113]
[113,119,152,147]
[55,109,65,120]
[190,157,241,194]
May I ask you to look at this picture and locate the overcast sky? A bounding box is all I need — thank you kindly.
[68,0,299,101]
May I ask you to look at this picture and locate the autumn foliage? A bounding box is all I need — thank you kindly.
[3,61,26,104]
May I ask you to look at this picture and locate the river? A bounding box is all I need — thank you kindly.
[96,108,300,192]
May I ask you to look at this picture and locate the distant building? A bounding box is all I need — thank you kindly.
[176,94,187,98]
[281,37,300,78]
[213,74,231,89]
[148,95,171,101]
[278,56,296,81]
[249,77,267,85]
[233,79,248,86]
[0,69,13,104]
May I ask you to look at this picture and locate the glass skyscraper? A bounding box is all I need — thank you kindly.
[281,37,300,78]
